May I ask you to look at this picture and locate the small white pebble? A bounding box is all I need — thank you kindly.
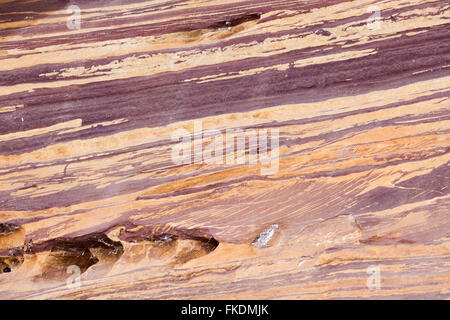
[348,214,356,224]
[252,224,279,248]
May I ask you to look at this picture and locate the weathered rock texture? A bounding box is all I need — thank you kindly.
[0,0,449,299]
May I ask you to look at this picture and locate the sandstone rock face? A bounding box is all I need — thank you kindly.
[0,0,448,299]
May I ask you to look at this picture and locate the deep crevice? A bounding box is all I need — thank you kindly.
[207,13,261,29]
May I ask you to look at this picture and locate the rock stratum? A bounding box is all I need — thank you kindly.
[0,0,449,299]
